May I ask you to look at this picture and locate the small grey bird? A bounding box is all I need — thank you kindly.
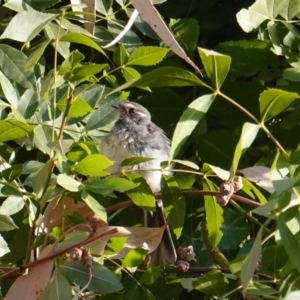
[101,101,177,265]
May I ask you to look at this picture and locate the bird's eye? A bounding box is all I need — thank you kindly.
[128,107,136,114]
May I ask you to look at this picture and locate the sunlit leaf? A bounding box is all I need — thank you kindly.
[60,33,107,57]
[122,248,148,267]
[198,47,231,90]
[84,178,138,195]
[278,217,300,274]
[0,215,18,231]
[240,226,262,294]
[161,175,185,238]
[0,11,56,42]
[73,154,113,176]
[57,174,82,192]
[230,123,260,178]
[81,190,107,222]
[259,89,298,122]
[126,46,169,66]
[125,173,156,211]
[170,94,215,160]
[57,97,93,118]
[0,120,32,142]
[203,179,224,246]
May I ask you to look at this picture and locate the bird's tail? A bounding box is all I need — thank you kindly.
[145,199,177,266]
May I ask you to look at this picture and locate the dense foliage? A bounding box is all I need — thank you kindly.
[0,0,300,299]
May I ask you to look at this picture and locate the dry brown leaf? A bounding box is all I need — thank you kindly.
[238,166,274,194]
[130,0,202,75]
[41,196,95,231]
[88,225,166,258]
[41,197,164,258]
[5,245,55,300]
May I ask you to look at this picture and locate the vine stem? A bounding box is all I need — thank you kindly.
[217,91,288,158]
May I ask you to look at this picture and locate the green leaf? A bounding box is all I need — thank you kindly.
[219,207,250,249]
[0,195,24,216]
[236,0,285,32]
[126,46,169,66]
[0,214,18,231]
[280,1,300,20]
[0,11,56,42]
[58,231,89,250]
[170,94,215,160]
[0,234,10,257]
[125,173,156,211]
[57,97,93,118]
[81,190,107,222]
[44,22,70,59]
[0,71,19,107]
[193,270,227,296]
[33,159,55,197]
[66,142,96,162]
[85,102,119,130]
[84,178,138,195]
[122,66,140,82]
[121,157,154,167]
[122,248,148,267]
[139,267,163,285]
[0,44,33,88]
[203,179,224,247]
[60,33,107,57]
[33,125,53,155]
[259,89,298,122]
[40,269,72,300]
[161,175,185,238]
[132,66,205,88]
[57,174,82,192]
[278,217,300,274]
[71,64,107,82]
[73,154,112,176]
[170,19,200,53]
[25,41,50,74]
[123,274,155,300]
[104,237,128,255]
[215,40,271,77]
[0,120,32,142]
[113,43,129,66]
[60,261,123,293]
[240,226,262,294]
[1,164,23,182]
[198,47,231,90]
[283,68,300,82]
[229,123,260,178]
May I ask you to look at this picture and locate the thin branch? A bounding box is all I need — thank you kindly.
[0,228,117,282]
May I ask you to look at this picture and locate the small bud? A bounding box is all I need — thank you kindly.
[177,246,195,262]
[86,214,107,231]
[219,182,234,196]
[69,248,83,260]
[176,260,189,273]
[216,194,230,206]
[233,176,243,192]
[81,249,93,268]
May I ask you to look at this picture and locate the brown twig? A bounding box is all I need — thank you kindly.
[105,190,261,213]
[0,228,117,282]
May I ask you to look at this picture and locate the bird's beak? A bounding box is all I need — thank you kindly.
[112,103,126,115]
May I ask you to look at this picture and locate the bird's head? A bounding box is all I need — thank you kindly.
[112,101,151,125]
